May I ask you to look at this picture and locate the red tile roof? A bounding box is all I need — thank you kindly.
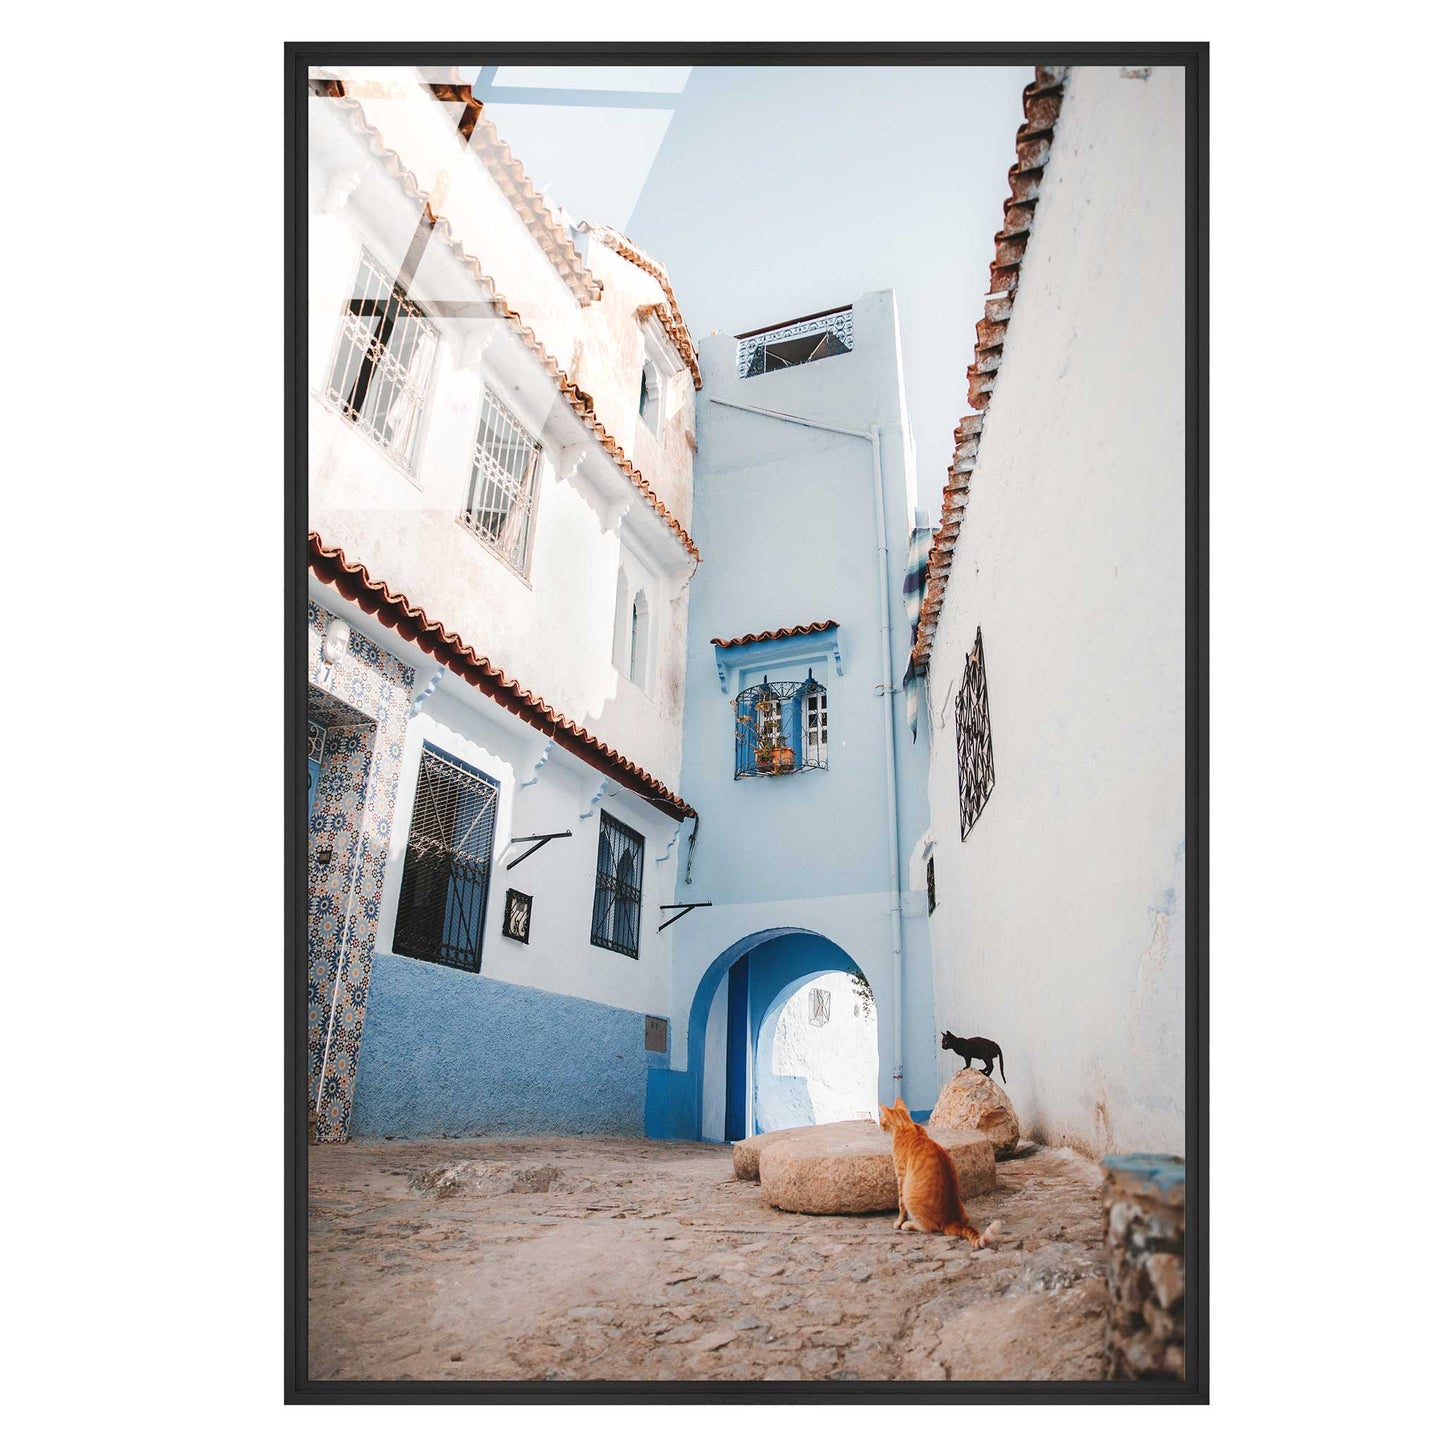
[912,66,1068,670]
[582,223,702,389]
[311,77,601,305]
[313,86,700,564]
[310,534,697,821]
[710,621,840,649]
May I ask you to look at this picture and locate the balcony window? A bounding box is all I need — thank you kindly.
[734,674,829,778]
[736,306,854,379]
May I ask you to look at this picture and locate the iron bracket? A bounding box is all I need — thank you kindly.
[658,901,713,932]
[504,830,573,870]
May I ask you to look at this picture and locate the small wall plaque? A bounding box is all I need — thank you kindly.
[502,888,532,944]
[644,1015,669,1054]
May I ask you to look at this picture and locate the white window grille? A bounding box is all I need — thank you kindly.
[736,307,854,379]
[809,987,831,1027]
[326,251,437,471]
[460,388,543,576]
[803,687,829,767]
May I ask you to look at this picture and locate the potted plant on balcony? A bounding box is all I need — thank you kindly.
[757,745,803,780]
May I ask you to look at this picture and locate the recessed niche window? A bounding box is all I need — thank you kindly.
[638,357,662,435]
[326,250,438,472]
[955,626,996,842]
[809,988,831,1027]
[926,855,937,915]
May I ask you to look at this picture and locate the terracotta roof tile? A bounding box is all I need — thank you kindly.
[311,77,601,305]
[581,223,702,390]
[310,534,696,821]
[912,65,1068,671]
[314,87,700,563]
[710,621,840,649]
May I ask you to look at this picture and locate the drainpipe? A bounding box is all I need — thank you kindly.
[708,397,907,1101]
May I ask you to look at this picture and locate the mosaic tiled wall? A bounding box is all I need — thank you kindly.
[307,598,415,1141]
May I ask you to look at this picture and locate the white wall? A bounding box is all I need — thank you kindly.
[307,72,695,794]
[312,579,685,1023]
[924,66,1187,1157]
[755,972,880,1132]
[700,975,729,1141]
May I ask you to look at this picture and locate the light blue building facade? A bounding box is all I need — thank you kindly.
[645,291,938,1140]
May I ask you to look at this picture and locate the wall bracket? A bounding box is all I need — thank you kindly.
[658,901,713,932]
[504,831,573,870]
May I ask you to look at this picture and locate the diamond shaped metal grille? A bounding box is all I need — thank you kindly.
[955,627,996,842]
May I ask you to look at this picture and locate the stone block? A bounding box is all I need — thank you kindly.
[754,1119,995,1215]
[930,1069,1021,1153]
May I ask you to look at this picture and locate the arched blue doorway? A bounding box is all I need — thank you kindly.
[644,927,875,1141]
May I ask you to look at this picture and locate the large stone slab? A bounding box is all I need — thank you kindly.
[733,1124,823,1182]
[752,1119,996,1215]
[931,1069,1020,1154]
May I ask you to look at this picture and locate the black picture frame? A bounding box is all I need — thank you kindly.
[286,39,1208,1405]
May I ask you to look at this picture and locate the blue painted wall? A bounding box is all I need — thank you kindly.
[352,952,670,1138]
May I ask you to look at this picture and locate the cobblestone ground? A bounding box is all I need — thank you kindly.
[307,1135,1108,1382]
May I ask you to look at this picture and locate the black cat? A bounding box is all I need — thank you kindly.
[941,1030,1007,1083]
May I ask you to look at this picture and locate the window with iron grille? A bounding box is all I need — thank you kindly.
[326,251,438,472]
[955,627,996,842]
[460,387,543,576]
[393,746,500,972]
[591,811,644,958]
[734,674,828,778]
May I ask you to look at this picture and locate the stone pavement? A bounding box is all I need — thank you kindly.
[307,1134,1108,1382]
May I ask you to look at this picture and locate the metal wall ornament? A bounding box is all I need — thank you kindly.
[502,888,533,943]
[955,627,996,842]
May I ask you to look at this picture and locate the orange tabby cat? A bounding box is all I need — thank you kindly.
[878,1098,1001,1245]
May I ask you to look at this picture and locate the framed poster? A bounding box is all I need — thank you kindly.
[286,40,1207,1403]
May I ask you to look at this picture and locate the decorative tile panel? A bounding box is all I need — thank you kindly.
[307,599,415,1141]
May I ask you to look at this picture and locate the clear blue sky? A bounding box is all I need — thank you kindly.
[477,64,1033,518]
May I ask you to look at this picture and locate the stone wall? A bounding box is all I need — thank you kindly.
[1102,1153,1186,1380]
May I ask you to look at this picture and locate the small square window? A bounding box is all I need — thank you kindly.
[502,888,532,944]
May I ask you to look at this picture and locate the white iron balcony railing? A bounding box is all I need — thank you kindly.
[736,306,854,379]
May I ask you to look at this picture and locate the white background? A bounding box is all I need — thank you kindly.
[6,1,1439,1437]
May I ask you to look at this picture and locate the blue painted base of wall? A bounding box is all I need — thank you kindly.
[643,1068,697,1139]
[351,952,670,1138]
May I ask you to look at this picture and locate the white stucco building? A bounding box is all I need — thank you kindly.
[912,65,1188,1157]
[304,68,704,1141]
